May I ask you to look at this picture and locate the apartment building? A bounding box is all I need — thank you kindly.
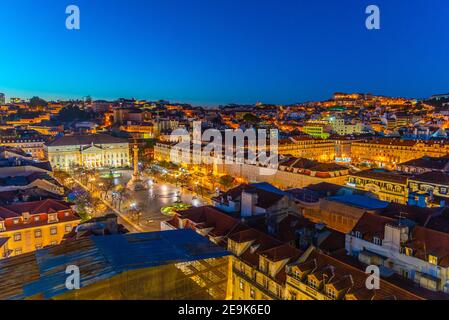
[0,199,81,258]
[346,212,449,293]
[351,138,449,168]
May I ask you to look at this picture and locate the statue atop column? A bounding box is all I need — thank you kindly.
[127,144,145,191]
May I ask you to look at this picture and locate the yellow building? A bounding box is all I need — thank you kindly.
[162,206,302,300]
[45,134,130,170]
[347,169,409,204]
[285,247,422,300]
[351,138,449,168]
[302,123,330,139]
[0,199,81,259]
[0,137,46,159]
[278,137,335,162]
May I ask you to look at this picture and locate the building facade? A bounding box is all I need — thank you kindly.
[45,134,130,170]
[0,199,80,259]
[351,139,449,168]
[0,137,45,159]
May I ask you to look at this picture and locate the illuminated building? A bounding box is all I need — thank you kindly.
[119,123,154,139]
[350,138,449,168]
[154,142,348,189]
[6,113,51,126]
[329,118,363,136]
[162,206,302,300]
[45,134,130,170]
[278,137,336,161]
[0,137,45,159]
[347,169,409,204]
[0,93,5,105]
[0,199,81,259]
[302,122,330,139]
[285,247,422,300]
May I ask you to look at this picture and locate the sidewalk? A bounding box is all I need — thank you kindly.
[69,176,145,233]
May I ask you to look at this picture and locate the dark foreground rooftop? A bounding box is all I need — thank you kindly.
[0,229,229,300]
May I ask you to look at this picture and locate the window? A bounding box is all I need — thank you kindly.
[239,280,245,291]
[308,278,318,289]
[354,231,362,239]
[373,237,382,246]
[50,227,58,235]
[14,232,22,241]
[34,216,40,222]
[13,218,20,225]
[35,244,42,250]
[14,248,22,255]
[290,292,297,300]
[327,287,337,300]
[35,229,42,238]
[65,224,72,233]
[429,255,438,265]
[405,247,413,256]
[292,270,301,280]
[50,241,57,246]
[250,288,255,299]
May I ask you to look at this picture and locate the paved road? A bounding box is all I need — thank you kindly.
[102,169,207,232]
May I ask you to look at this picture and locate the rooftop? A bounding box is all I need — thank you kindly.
[46,134,128,147]
[0,229,229,300]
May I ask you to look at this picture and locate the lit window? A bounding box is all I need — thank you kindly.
[65,224,72,233]
[35,229,42,238]
[250,288,255,299]
[404,247,413,256]
[429,255,438,265]
[14,248,22,255]
[34,216,40,222]
[239,280,245,291]
[14,232,22,241]
[308,278,318,289]
[50,227,58,235]
[327,287,337,299]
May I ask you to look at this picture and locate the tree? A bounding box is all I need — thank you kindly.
[57,105,95,123]
[243,113,259,124]
[218,175,235,189]
[29,96,48,108]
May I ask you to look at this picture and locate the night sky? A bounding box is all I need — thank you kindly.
[0,0,448,105]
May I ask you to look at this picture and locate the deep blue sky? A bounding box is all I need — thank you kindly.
[0,0,448,106]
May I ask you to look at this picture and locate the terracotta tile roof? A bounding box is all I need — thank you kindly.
[399,156,449,170]
[405,226,449,267]
[295,249,423,300]
[412,171,449,185]
[351,169,409,185]
[351,212,394,241]
[259,243,302,262]
[0,199,72,219]
[379,203,439,227]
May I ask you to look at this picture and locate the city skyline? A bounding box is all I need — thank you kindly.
[1,0,448,105]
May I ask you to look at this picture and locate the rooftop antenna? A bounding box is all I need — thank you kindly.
[395,211,408,227]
